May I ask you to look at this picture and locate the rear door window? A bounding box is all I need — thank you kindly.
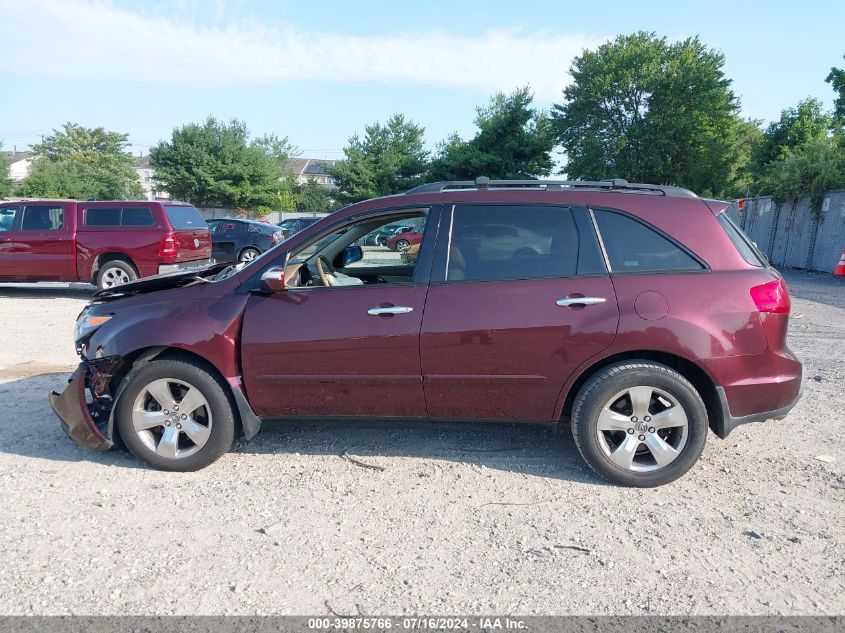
[593,209,704,273]
[164,205,205,230]
[447,204,604,282]
[21,205,64,230]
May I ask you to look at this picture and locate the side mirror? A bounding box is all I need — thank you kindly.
[342,245,363,266]
[260,266,287,293]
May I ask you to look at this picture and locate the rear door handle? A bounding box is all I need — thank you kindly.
[556,297,607,307]
[367,306,414,316]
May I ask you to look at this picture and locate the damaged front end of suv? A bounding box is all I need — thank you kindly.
[49,262,259,454]
[49,307,143,451]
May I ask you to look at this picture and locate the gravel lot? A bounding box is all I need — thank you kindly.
[0,270,842,616]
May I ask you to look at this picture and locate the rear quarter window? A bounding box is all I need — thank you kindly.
[165,205,206,230]
[716,212,767,266]
[593,209,704,273]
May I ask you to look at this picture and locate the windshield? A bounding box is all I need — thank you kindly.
[290,229,347,264]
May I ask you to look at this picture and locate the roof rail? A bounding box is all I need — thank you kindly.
[405,176,697,198]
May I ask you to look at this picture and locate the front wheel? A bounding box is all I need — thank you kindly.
[115,358,235,471]
[395,239,410,251]
[570,361,708,487]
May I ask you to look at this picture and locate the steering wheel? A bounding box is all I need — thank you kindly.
[315,255,337,286]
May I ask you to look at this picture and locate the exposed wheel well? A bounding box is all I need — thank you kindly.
[92,253,138,283]
[561,351,723,436]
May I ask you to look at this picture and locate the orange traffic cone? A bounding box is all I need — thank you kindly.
[836,250,845,277]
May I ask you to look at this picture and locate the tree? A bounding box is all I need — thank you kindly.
[151,118,292,209]
[750,98,832,177]
[22,122,143,199]
[429,87,555,181]
[329,114,428,201]
[297,177,337,213]
[756,137,845,216]
[827,55,845,123]
[0,145,11,198]
[552,32,742,196]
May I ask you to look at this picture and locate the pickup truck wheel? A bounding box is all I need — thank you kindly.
[115,358,235,471]
[570,361,708,487]
[97,260,137,290]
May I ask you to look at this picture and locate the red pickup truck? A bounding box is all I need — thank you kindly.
[0,200,213,289]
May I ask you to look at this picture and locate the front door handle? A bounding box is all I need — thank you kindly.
[556,297,607,307]
[367,306,414,316]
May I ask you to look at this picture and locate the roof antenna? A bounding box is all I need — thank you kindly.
[475,176,490,190]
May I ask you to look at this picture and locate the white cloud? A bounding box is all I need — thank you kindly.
[0,0,603,99]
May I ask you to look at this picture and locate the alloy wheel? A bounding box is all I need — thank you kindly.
[131,378,213,459]
[595,385,688,472]
[240,249,259,262]
[102,268,131,288]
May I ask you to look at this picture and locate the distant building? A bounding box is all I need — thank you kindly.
[135,155,169,201]
[3,151,34,182]
[285,158,338,189]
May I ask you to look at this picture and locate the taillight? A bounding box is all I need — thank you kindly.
[159,234,177,259]
[272,231,283,244]
[750,279,790,314]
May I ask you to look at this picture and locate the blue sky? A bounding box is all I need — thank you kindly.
[1,0,843,161]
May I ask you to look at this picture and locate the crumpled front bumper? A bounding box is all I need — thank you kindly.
[50,364,113,452]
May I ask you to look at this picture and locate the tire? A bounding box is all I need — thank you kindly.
[395,239,410,251]
[115,358,236,472]
[238,247,261,263]
[570,361,708,487]
[96,259,138,290]
[512,247,538,260]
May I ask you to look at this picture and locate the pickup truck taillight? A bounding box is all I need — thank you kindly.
[159,234,177,259]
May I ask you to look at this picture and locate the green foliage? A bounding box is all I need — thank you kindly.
[0,145,11,198]
[296,177,337,213]
[151,117,292,208]
[22,122,143,200]
[329,114,428,201]
[757,138,845,217]
[750,98,832,178]
[552,32,742,196]
[827,55,845,123]
[429,86,555,181]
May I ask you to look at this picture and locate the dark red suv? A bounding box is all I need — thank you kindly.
[50,178,803,486]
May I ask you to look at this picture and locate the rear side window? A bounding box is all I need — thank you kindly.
[85,207,154,227]
[22,205,63,230]
[593,209,704,273]
[122,207,154,226]
[447,204,604,282]
[86,207,122,226]
[165,205,205,230]
[716,212,767,266]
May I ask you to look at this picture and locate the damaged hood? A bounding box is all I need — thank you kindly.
[93,262,232,301]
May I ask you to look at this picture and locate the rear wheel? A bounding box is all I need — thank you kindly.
[570,361,708,487]
[239,247,261,263]
[96,259,137,290]
[115,358,235,471]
